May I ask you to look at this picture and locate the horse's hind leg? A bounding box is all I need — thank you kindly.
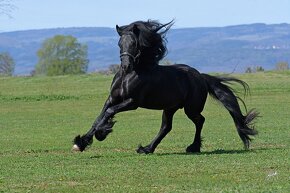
[137,108,177,154]
[185,109,205,153]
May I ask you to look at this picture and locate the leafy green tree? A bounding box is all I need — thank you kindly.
[35,35,89,76]
[0,52,15,76]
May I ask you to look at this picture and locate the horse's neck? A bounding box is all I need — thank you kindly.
[138,54,158,69]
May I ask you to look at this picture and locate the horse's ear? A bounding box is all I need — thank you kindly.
[132,24,140,36]
[116,25,122,36]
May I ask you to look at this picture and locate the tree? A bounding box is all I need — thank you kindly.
[0,52,14,76]
[0,0,16,18]
[159,59,174,66]
[275,62,289,71]
[245,66,264,73]
[35,35,89,76]
[108,64,120,74]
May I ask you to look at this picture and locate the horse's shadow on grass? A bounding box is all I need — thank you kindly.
[87,147,281,159]
[156,149,246,156]
[156,148,273,156]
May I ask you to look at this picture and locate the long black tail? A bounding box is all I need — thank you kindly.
[202,74,258,149]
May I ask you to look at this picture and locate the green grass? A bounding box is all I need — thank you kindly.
[0,72,289,192]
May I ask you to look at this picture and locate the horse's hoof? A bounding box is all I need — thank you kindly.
[72,144,81,151]
[186,145,200,153]
[136,145,153,154]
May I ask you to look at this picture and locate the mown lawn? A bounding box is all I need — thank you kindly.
[0,71,289,192]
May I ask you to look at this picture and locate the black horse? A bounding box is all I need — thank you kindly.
[73,20,258,154]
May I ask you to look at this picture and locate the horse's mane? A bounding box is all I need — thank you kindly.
[121,20,174,63]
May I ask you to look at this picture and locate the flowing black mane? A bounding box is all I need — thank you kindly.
[119,20,174,64]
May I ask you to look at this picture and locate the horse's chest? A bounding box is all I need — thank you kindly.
[119,75,140,98]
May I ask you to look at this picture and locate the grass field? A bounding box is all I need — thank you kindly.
[0,71,289,192]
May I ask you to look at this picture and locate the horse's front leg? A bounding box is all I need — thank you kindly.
[73,98,137,151]
[95,98,137,141]
[72,97,113,151]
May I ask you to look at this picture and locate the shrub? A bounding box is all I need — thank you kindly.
[275,62,289,71]
[245,66,264,73]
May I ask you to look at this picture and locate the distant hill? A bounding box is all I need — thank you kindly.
[0,23,290,75]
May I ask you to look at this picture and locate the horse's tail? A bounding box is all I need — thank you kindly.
[202,73,258,149]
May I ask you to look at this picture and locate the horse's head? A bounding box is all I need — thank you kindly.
[116,20,174,72]
[116,24,141,73]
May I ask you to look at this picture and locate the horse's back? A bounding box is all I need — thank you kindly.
[168,64,207,87]
[170,64,208,111]
[137,64,208,110]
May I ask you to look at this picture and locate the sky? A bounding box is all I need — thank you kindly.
[1,0,290,32]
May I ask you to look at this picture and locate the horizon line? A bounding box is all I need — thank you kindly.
[1,22,289,34]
